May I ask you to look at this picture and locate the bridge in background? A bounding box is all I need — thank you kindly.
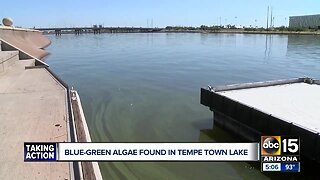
[36,27,163,35]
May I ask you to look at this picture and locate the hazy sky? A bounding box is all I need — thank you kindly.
[1,0,319,28]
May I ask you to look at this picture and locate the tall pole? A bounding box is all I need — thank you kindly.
[270,6,273,28]
[266,6,269,29]
[272,17,275,28]
[151,18,153,28]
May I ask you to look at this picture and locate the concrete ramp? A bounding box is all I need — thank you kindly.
[0,39,48,66]
[0,27,50,60]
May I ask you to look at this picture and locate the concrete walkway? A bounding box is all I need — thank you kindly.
[0,60,70,179]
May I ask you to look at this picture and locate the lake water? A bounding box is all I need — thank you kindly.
[46,33,320,179]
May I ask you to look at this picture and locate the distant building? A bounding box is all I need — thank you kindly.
[289,14,320,29]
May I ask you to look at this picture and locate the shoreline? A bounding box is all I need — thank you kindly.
[161,29,320,35]
[41,29,320,36]
[32,25,320,36]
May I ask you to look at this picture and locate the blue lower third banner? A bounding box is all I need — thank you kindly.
[25,142,259,161]
[24,142,57,161]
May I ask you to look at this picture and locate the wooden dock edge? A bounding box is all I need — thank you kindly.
[212,77,316,92]
[71,90,103,180]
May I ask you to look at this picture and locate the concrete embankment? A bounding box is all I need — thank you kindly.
[0,26,50,60]
[0,26,102,180]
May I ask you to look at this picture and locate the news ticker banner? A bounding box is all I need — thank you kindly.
[24,143,259,162]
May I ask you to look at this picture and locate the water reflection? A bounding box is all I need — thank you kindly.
[285,35,320,77]
[287,35,320,60]
[264,35,272,59]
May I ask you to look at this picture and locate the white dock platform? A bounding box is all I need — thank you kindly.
[201,78,320,163]
[217,82,320,133]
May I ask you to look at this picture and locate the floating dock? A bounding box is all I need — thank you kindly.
[0,26,102,179]
[201,78,320,163]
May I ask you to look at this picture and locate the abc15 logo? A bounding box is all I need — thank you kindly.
[261,136,300,156]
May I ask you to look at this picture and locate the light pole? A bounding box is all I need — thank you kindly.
[266,6,269,29]
[272,17,275,28]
